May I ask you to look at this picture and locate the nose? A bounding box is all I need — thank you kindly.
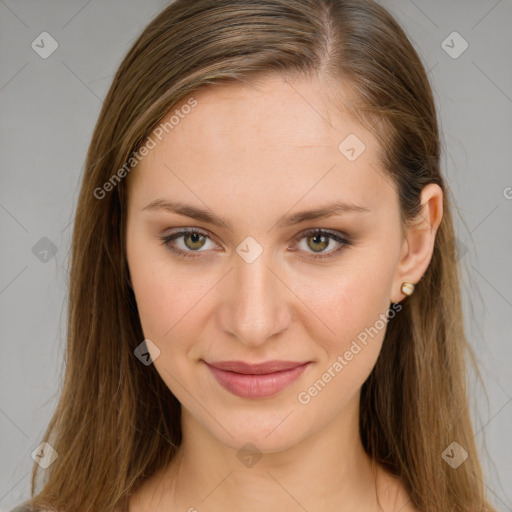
[217,247,292,348]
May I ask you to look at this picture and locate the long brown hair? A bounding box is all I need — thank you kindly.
[24,1,496,511]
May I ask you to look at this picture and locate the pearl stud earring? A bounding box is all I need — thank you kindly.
[401,282,415,296]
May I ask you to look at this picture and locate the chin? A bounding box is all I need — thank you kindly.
[204,406,314,454]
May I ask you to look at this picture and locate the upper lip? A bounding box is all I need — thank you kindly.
[204,360,310,375]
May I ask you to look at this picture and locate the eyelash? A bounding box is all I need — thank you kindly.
[159,228,352,261]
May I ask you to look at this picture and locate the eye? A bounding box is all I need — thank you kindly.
[160,228,352,260]
[292,229,352,260]
[160,228,218,259]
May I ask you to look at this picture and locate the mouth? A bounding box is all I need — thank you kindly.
[203,360,312,399]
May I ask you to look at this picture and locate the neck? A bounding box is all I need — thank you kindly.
[153,393,395,512]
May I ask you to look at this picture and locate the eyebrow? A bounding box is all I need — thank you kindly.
[141,198,370,231]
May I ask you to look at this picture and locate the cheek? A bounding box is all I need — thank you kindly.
[126,230,178,338]
[297,251,396,380]
[294,289,389,420]
[131,263,201,340]
[127,237,217,360]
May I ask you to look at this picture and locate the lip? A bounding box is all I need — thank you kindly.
[204,360,311,399]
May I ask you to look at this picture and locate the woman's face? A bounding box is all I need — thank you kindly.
[125,74,413,452]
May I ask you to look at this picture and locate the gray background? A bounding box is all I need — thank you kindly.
[0,0,511,510]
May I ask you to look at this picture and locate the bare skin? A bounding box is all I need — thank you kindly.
[124,73,442,511]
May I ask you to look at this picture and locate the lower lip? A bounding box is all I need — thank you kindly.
[205,362,311,399]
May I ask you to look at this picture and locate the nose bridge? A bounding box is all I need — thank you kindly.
[220,248,290,346]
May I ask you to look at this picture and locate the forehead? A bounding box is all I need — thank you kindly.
[127,75,396,220]
[170,74,366,151]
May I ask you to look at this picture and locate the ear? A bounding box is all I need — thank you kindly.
[391,183,443,303]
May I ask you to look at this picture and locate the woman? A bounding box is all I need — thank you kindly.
[11,0,498,511]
